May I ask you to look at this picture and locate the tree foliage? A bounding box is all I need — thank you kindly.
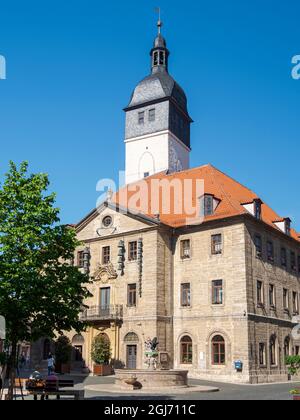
[91,335,111,365]
[55,336,72,365]
[0,161,91,347]
[286,355,300,377]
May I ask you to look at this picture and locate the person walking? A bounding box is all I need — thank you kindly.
[47,353,55,376]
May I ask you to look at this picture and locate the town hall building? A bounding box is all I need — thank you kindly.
[32,20,300,384]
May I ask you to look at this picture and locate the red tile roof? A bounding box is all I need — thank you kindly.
[114,164,300,242]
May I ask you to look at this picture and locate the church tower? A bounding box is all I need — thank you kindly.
[124,18,193,185]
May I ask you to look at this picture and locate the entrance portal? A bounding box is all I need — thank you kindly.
[126,345,137,370]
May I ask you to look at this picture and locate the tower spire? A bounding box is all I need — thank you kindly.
[151,8,169,74]
[156,7,163,34]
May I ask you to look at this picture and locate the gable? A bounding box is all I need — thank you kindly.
[76,204,157,242]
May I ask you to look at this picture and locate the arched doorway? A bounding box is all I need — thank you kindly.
[72,334,85,362]
[124,333,139,369]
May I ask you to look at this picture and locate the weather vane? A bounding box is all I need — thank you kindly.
[155,7,163,34]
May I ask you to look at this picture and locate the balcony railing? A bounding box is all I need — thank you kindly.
[80,305,123,322]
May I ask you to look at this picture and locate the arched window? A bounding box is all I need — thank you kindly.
[284,337,290,358]
[180,336,193,364]
[72,334,84,345]
[212,335,226,365]
[43,339,51,360]
[270,335,277,366]
[124,332,139,343]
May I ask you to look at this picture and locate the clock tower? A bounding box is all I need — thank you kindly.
[124,19,193,185]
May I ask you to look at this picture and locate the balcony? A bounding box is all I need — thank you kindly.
[80,305,123,322]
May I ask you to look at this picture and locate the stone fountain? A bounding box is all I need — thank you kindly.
[115,337,188,391]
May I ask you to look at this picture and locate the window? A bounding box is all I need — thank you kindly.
[102,246,111,265]
[283,288,289,312]
[291,252,297,272]
[257,281,264,306]
[270,335,277,366]
[259,343,266,366]
[77,251,84,268]
[254,200,262,220]
[292,292,299,315]
[180,240,191,260]
[298,256,300,275]
[267,241,274,263]
[211,234,222,255]
[180,336,193,364]
[124,332,139,343]
[281,248,287,268]
[128,241,138,261]
[144,172,150,178]
[212,335,226,365]
[269,284,276,308]
[159,51,165,65]
[212,280,223,305]
[181,283,191,307]
[102,216,113,228]
[138,111,145,125]
[284,337,291,357]
[153,51,159,66]
[149,108,156,122]
[254,235,262,259]
[285,219,291,236]
[127,284,137,307]
[201,195,214,216]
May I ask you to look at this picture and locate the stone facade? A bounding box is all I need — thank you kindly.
[50,207,299,384]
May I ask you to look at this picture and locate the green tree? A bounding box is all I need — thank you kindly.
[0,162,91,399]
[286,356,300,377]
[91,335,111,365]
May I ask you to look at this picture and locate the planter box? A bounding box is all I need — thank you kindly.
[61,363,71,374]
[93,364,112,376]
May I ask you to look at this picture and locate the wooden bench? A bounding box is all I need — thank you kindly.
[29,379,84,400]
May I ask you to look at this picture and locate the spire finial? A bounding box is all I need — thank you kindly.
[155,7,163,34]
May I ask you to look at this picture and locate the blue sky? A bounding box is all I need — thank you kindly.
[0,0,299,229]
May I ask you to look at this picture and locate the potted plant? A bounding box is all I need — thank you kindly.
[55,336,72,374]
[91,335,112,376]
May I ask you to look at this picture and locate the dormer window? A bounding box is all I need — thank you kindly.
[285,219,291,236]
[254,199,262,220]
[202,195,214,216]
[273,217,292,236]
[242,199,262,220]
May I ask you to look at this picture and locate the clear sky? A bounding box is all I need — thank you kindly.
[0,0,299,229]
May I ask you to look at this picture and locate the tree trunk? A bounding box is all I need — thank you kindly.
[7,342,17,400]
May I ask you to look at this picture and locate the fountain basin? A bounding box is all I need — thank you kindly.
[115,369,188,390]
